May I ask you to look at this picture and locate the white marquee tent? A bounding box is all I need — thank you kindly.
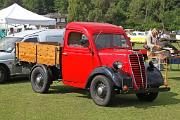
[0,3,56,25]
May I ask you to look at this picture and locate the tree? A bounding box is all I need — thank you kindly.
[0,0,6,9]
[22,0,38,12]
[128,0,145,23]
[54,0,68,14]
[0,0,179,30]
[163,8,180,30]
[68,0,90,22]
[4,0,22,6]
[44,0,55,13]
[87,0,114,22]
[36,0,47,15]
[22,0,54,15]
[105,0,130,25]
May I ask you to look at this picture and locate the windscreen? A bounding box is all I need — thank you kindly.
[0,37,23,52]
[94,34,129,50]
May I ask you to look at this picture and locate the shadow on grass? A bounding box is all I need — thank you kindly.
[6,76,29,84]
[169,77,180,81]
[110,91,180,108]
[50,85,180,108]
[169,69,180,71]
[49,85,91,98]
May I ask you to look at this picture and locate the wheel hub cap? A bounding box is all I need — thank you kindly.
[97,84,106,97]
[97,86,103,96]
[36,74,43,85]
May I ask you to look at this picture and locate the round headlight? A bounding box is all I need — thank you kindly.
[113,61,123,70]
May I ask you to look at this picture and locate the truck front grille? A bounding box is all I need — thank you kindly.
[129,54,147,89]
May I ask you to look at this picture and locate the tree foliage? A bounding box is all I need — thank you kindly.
[68,0,90,22]
[54,0,68,14]
[0,0,179,30]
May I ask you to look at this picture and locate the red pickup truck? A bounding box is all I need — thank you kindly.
[16,22,170,106]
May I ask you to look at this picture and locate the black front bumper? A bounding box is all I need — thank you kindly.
[119,86,170,94]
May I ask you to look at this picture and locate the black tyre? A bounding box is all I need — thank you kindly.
[31,66,51,93]
[136,92,158,102]
[90,75,114,106]
[0,65,10,84]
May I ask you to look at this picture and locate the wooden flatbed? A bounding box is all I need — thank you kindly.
[16,42,61,66]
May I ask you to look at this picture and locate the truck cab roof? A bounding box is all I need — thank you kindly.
[66,22,125,34]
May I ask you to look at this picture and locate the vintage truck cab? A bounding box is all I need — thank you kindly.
[16,22,170,106]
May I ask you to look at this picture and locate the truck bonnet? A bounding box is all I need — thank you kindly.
[97,49,136,74]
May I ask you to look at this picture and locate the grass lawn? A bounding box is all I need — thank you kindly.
[0,42,180,120]
[0,65,180,120]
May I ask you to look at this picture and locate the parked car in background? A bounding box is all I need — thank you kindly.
[128,31,148,43]
[176,30,180,40]
[0,29,64,83]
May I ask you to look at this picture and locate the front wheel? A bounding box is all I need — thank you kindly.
[31,66,51,93]
[90,75,114,106]
[136,92,159,102]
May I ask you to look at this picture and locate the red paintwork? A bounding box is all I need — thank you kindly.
[134,49,147,56]
[98,49,133,74]
[62,22,135,89]
[138,49,147,55]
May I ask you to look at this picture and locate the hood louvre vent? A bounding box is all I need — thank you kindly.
[129,54,147,89]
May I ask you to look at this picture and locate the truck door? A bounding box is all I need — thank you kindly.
[62,31,95,88]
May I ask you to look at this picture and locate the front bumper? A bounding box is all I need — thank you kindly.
[119,86,170,94]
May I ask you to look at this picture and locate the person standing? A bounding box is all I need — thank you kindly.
[146,28,161,52]
[8,27,14,35]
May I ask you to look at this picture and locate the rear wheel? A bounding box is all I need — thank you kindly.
[31,66,51,93]
[136,92,158,102]
[0,65,10,83]
[90,75,114,106]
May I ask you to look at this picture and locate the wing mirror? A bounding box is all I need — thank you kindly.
[80,35,89,47]
[80,38,88,45]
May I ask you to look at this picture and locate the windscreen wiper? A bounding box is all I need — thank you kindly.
[95,31,102,41]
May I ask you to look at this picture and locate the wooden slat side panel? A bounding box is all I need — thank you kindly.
[37,44,57,65]
[16,42,61,66]
[16,42,36,63]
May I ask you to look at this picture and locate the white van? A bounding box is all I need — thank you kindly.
[0,29,65,83]
[176,30,180,40]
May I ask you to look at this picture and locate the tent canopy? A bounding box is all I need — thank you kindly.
[0,3,56,25]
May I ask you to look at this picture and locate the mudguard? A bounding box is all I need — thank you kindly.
[145,63,164,87]
[86,66,127,88]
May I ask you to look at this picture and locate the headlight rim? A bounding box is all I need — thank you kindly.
[113,61,123,70]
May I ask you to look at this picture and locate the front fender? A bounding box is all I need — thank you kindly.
[145,63,164,87]
[86,66,128,88]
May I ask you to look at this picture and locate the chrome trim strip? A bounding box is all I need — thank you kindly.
[136,54,144,88]
[128,54,136,89]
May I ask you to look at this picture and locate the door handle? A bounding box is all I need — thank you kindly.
[62,52,68,56]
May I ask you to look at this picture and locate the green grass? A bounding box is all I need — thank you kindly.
[0,65,180,120]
